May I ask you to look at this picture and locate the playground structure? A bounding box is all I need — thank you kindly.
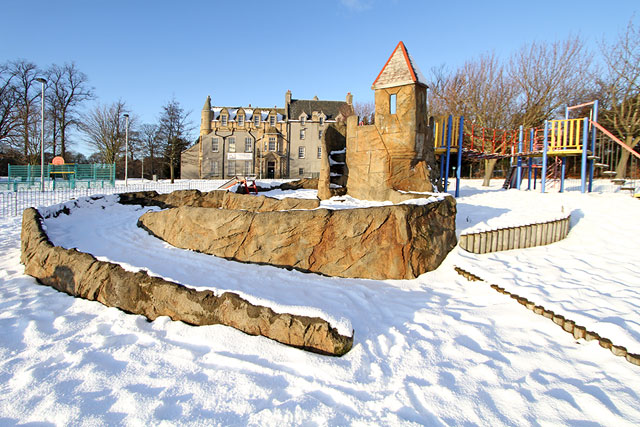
[217,176,259,194]
[433,101,640,197]
[6,163,116,191]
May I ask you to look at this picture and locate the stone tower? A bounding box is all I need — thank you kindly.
[345,41,439,202]
[200,95,212,136]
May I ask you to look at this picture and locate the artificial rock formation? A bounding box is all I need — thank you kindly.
[344,41,440,203]
[20,207,352,356]
[318,123,349,200]
[138,196,457,280]
[118,189,320,212]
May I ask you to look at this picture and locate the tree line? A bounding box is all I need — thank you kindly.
[0,60,193,181]
[428,20,640,183]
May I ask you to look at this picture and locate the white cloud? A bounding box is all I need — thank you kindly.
[340,0,373,11]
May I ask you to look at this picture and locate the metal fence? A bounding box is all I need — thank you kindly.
[0,180,227,218]
[6,163,116,190]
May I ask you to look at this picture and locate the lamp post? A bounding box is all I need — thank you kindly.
[36,77,47,192]
[123,113,129,186]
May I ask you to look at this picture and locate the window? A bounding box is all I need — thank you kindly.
[210,160,218,175]
[319,117,324,125]
[268,137,276,151]
[298,146,305,159]
[390,94,397,114]
[299,168,304,176]
[228,161,236,176]
[254,114,260,126]
[228,137,236,152]
[318,130,323,140]
[269,115,276,126]
[317,146,322,159]
[300,129,305,140]
[221,115,228,126]
[211,138,219,152]
[245,137,252,152]
[238,114,244,126]
[300,116,306,126]
[244,160,252,175]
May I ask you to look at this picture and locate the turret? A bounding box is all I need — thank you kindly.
[200,95,212,136]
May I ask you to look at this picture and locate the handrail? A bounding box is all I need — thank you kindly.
[590,120,640,161]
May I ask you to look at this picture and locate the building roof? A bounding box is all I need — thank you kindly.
[371,41,428,90]
[288,99,352,120]
[210,107,285,122]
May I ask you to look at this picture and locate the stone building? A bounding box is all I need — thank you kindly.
[181,92,353,179]
[181,96,287,180]
[285,91,353,178]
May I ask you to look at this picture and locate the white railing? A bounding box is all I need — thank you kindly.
[0,180,228,218]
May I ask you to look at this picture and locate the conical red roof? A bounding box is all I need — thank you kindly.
[371,41,427,90]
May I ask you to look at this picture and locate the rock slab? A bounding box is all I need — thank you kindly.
[119,189,319,212]
[138,196,457,280]
[20,207,353,356]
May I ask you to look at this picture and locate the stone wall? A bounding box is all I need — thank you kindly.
[20,207,353,356]
[138,196,457,280]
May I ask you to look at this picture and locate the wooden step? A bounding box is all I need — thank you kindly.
[602,171,617,176]
[611,178,626,185]
[620,186,636,191]
[594,163,608,168]
[587,155,600,160]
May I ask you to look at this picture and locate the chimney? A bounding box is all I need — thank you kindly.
[346,92,353,105]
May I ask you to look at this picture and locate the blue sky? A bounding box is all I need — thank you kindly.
[0,0,638,154]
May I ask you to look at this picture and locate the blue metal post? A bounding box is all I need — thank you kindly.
[528,128,534,190]
[580,117,589,193]
[560,157,566,193]
[444,115,453,193]
[439,152,445,187]
[588,100,599,192]
[541,121,549,193]
[516,126,523,190]
[455,116,464,197]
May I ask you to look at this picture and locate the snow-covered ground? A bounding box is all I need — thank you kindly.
[0,180,639,425]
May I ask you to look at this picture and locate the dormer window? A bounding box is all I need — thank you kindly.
[221,114,228,126]
[269,115,276,126]
[319,116,324,126]
[238,114,244,126]
[300,116,306,126]
[254,114,260,127]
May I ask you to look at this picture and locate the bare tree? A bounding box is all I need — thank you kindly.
[140,123,161,178]
[10,60,42,163]
[509,37,592,128]
[0,62,19,145]
[429,54,519,185]
[353,101,375,124]
[80,101,133,165]
[598,20,640,178]
[46,62,94,159]
[158,98,193,183]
